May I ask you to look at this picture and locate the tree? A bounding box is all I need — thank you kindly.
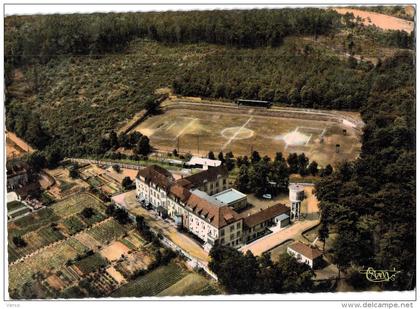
[218,151,225,164]
[81,207,94,219]
[225,153,235,171]
[287,153,299,173]
[112,164,121,173]
[208,151,215,160]
[109,131,118,149]
[251,151,261,164]
[13,236,27,248]
[113,207,130,225]
[323,164,333,176]
[172,149,178,157]
[122,176,133,189]
[135,135,151,156]
[236,165,250,192]
[26,151,46,172]
[69,168,79,179]
[308,161,318,176]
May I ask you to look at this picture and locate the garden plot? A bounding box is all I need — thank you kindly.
[100,241,131,262]
[86,218,127,245]
[115,251,155,279]
[158,273,221,296]
[8,238,88,292]
[51,193,106,218]
[7,194,108,263]
[112,263,188,297]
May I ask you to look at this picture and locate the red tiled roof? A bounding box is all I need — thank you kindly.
[288,242,323,260]
[186,192,241,229]
[243,203,289,228]
[136,165,174,191]
[169,184,192,202]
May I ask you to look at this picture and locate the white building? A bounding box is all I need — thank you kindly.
[135,165,174,209]
[287,242,323,269]
[186,156,221,170]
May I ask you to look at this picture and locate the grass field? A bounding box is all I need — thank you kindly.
[7,201,27,212]
[111,263,188,297]
[135,105,361,166]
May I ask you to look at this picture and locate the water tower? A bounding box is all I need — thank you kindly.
[289,184,305,221]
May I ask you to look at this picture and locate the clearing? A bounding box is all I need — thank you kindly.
[333,7,414,33]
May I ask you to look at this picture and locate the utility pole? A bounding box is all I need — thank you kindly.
[177,137,180,154]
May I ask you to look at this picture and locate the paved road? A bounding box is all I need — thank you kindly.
[122,190,210,264]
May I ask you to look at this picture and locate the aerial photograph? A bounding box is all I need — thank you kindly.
[2,1,416,305]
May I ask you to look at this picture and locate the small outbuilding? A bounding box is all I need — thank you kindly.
[287,241,323,269]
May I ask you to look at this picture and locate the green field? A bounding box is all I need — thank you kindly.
[112,263,188,297]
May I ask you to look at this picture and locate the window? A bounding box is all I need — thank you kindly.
[220,238,225,244]
[237,222,241,229]
[237,231,241,237]
[221,229,225,236]
[230,225,234,232]
[223,179,226,185]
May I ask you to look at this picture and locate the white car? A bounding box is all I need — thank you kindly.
[262,194,272,199]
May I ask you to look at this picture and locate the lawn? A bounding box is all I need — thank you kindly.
[111,263,188,297]
[158,273,221,296]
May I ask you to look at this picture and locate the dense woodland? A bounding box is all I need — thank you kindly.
[316,52,415,290]
[4,8,416,292]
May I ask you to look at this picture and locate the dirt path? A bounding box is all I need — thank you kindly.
[334,8,414,33]
[6,131,35,159]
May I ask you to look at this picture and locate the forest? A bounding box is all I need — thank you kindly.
[4,8,416,291]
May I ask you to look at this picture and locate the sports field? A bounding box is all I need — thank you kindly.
[134,104,362,166]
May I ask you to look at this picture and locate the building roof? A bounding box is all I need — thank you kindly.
[136,165,174,191]
[183,165,228,188]
[288,242,323,260]
[213,188,247,205]
[185,191,241,228]
[169,184,192,203]
[186,157,222,167]
[243,203,290,228]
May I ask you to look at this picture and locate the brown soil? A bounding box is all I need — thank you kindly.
[100,241,130,262]
[334,8,414,33]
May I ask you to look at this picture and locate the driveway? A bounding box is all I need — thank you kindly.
[122,190,210,264]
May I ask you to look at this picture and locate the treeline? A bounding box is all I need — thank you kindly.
[209,246,317,294]
[315,51,415,290]
[172,43,371,110]
[5,8,340,68]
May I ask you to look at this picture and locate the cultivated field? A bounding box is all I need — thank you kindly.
[6,131,34,159]
[134,102,362,166]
